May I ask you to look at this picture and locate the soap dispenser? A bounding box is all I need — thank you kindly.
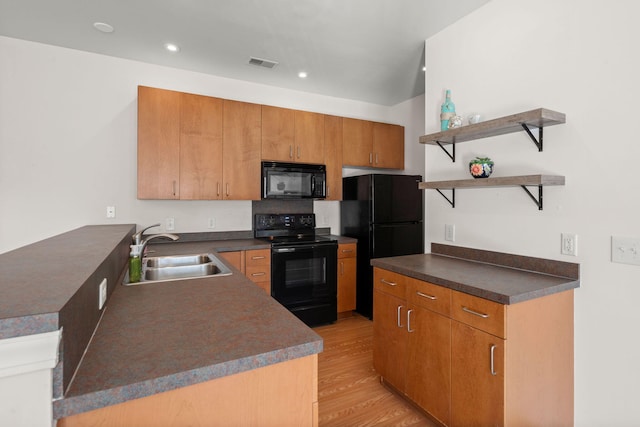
[129,245,142,283]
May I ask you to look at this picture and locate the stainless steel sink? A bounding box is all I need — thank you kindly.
[146,254,213,268]
[123,253,232,285]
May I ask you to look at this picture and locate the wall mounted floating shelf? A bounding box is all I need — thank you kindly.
[418,174,565,210]
[419,108,566,162]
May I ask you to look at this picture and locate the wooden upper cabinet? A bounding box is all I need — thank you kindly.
[294,110,325,164]
[179,93,223,200]
[324,115,343,200]
[373,122,404,169]
[343,118,404,169]
[223,100,261,200]
[261,105,295,162]
[138,86,181,199]
[342,118,373,167]
[261,106,325,164]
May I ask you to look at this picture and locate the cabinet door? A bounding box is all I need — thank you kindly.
[342,118,373,167]
[323,115,343,200]
[219,251,243,273]
[372,122,404,169]
[451,321,505,427]
[179,93,223,199]
[372,289,406,392]
[137,86,181,199]
[337,257,356,313]
[261,105,295,162]
[406,305,451,426]
[294,110,325,164]
[223,100,262,200]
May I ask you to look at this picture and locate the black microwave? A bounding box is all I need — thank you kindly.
[262,161,327,199]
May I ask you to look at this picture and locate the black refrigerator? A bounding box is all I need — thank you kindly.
[340,174,424,319]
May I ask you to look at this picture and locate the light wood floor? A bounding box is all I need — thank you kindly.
[314,314,438,427]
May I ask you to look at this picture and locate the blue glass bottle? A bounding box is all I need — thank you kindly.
[440,89,456,131]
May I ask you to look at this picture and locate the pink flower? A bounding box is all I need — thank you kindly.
[470,163,484,176]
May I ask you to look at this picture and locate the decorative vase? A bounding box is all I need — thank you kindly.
[469,157,494,178]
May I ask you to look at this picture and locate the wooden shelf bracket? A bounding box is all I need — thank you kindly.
[521,124,543,152]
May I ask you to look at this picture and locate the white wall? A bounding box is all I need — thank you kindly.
[0,36,424,253]
[425,1,640,425]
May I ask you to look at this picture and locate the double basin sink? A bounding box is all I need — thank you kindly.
[124,253,232,285]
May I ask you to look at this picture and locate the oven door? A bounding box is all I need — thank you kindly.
[271,242,337,307]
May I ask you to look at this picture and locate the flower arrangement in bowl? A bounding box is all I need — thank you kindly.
[469,156,494,178]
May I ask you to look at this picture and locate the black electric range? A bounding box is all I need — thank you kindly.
[254,213,337,327]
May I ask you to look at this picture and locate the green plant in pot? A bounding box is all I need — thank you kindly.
[469,156,494,178]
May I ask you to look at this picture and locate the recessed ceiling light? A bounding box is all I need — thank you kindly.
[422,66,426,72]
[93,22,114,33]
[165,43,180,53]
[298,71,308,79]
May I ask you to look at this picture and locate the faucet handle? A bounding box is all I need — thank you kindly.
[133,223,161,245]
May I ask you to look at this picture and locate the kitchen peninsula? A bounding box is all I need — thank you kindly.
[0,225,322,426]
[371,243,580,426]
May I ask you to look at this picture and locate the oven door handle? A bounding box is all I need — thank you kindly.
[273,243,333,253]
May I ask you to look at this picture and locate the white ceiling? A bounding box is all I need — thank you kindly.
[0,0,490,106]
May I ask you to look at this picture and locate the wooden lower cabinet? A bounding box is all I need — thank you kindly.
[244,249,271,294]
[406,305,451,426]
[337,243,356,314]
[372,284,407,391]
[219,249,271,295]
[58,354,318,427]
[451,321,504,427]
[372,267,574,427]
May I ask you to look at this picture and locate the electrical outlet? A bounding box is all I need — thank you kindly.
[611,236,640,266]
[98,278,107,309]
[445,224,455,242]
[561,233,578,256]
[166,217,175,231]
[106,206,116,218]
[208,217,216,229]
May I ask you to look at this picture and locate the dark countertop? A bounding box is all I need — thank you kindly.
[54,263,321,419]
[0,226,322,420]
[371,243,580,305]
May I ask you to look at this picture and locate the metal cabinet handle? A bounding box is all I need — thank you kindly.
[251,256,266,260]
[251,272,266,277]
[297,146,301,159]
[407,309,415,332]
[490,344,497,376]
[381,279,397,287]
[226,183,230,197]
[462,306,490,318]
[216,182,220,197]
[172,180,177,197]
[375,153,379,164]
[289,145,293,159]
[369,153,373,164]
[417,291,437,300]
[341,249,354,253]
[397,305,404,328]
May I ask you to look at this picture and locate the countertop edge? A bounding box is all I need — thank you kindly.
[371,254,580,305]
[53,339,323,419]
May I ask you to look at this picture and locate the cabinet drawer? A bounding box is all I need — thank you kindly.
[338,243,357,259]
[373,268,408,299]
[451,290,505,338]
[409,280,451,317]
[245,265,270,283]
[245,249,271,267]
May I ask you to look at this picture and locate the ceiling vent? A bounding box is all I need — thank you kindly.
[249,56,279,69]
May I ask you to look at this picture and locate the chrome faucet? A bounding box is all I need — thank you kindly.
[132,223,179,256]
